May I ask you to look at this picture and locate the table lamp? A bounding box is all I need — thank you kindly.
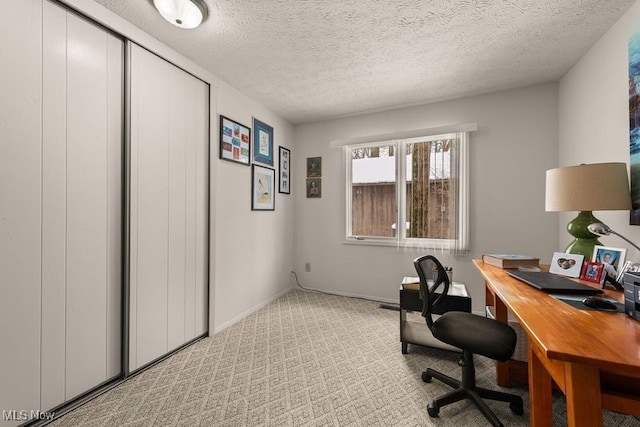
[545,162,632,258]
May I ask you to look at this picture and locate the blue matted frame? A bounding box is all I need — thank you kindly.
[252,117,274,166]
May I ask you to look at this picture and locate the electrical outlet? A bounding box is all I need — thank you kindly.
[305,262,311,272]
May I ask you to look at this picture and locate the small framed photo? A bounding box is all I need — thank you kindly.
[549,252,584,278]
[306,157,321,177]
[279,146,290,194]
[592,246,626,279]
[252,117,274,166]
[251,164,275,211]
[616,260,640,282]
[580,261,606,284]
[219,115,250,166]
[306,178,321,198]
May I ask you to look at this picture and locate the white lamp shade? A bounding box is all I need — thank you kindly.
[153,0,207,29]
[545,162,631,212]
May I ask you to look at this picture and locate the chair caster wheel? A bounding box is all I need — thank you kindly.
[421,372,432,383]
[509,399,524,416]
[427,404,439,417]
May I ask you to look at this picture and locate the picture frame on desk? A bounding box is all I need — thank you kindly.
[616,260,640,282]
[592,246,625,278]
[549,252,583,277]
[580,261,606,284]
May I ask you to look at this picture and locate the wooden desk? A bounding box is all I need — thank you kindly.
[474,259,640,426]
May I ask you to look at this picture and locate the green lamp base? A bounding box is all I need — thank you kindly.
[565,211,603,259]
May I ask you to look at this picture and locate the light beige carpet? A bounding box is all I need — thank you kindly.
[50,289,638,426]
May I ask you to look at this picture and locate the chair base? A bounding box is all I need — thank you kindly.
[422,364,523,427]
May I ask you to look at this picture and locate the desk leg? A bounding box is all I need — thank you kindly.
[492,290,510,387]
[528,342,552,427]
[565,363,602,427]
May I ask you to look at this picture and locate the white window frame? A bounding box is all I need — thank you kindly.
[344,131,469,252]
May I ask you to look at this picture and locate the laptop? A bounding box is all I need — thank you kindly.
[507,270,603,295]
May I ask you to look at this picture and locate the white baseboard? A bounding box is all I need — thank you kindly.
[214,285,485,335]
[213,286,294,334]
[293,285,398,305]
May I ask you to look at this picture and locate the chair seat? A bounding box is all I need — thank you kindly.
[432,311,517,362]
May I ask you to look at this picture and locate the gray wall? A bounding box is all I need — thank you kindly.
[212,81,295,332]
[293,84,560,312]
[559,0,640,261]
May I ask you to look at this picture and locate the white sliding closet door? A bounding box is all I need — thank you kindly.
[1,0,44,419]
[129,44,209,372]
[0,1,123,422]
[41,2,123,404]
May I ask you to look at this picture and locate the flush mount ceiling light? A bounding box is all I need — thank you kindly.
[153,0,207,29]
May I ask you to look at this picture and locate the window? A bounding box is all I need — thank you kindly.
[346,132,469,252]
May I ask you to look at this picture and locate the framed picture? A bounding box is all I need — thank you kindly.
[219,115,250,165]
[616,260,640,282]
[306,157,321,177]
[279,146,290,194]
[306,178,321,198]
[251,164,275,211]
[549,252,584,278]
[592,246,626,278]
[580,261,606,284]
[630,26,640,224]
[252,117,274,166]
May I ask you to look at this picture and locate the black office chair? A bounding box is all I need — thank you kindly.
[414,255,524,427]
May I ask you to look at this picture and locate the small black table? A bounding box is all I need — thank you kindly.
[400,284,471,354]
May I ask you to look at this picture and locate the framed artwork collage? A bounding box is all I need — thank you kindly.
[218,115,291,211]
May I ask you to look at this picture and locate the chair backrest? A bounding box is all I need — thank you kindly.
[414,255,450,329]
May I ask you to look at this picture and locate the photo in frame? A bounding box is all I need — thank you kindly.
[580,261,606,284]
[306,178,321,198]
[279,146,290,194]
[252,164,275,211]
[616,260,640,282]
[252,117,274,166]
[219,115,250,165]
[592,245,626,280]
[306,157,321,177]
[549,252,584,278]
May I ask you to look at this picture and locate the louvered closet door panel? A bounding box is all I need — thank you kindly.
[129,44,209,372]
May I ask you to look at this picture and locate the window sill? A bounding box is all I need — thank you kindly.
[343,238,399,248]
[343,238,461,251]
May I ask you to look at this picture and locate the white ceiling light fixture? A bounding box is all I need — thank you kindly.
[153,0,207,29]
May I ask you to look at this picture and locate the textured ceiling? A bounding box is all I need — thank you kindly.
[92,0,635,124]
